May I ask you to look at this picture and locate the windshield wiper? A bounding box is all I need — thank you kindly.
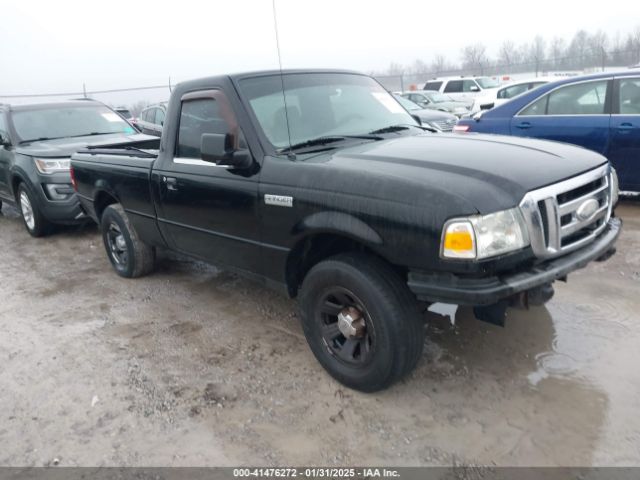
[19,132,118,145]
[19,136,62,144]
[369,124,417,134]
[371,123,441,134]
[68,132,118,138]
[278,134,382,153]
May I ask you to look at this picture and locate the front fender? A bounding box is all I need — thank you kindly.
[292,211,383,246]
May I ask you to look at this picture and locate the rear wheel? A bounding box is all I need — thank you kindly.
[101,203,155,278]
[298,252,425,392]
[17,183,51,237]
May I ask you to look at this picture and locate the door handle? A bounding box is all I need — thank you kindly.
[515,121,532,129]
[618,122,634,131]
[163,176,178,191]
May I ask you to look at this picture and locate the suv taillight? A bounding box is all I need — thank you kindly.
[69,166,78,191]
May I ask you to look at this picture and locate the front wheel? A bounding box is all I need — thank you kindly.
[298,253,425,392]
[17,183,51,237]
[101,203,155,278]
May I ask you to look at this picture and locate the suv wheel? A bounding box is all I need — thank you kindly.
[298,253,425,392]
[17,183,51,237]
[101,203,155,278]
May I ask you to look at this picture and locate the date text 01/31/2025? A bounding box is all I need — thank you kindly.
[232,467,400,478]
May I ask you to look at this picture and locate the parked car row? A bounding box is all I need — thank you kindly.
[424,76,501,105]
[392,94,458,131]
[0,69,622,392]
[466,76,555,114]
[455,70,640,193]
[399,90,470,118]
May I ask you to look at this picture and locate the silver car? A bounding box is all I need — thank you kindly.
[137,102,167,137]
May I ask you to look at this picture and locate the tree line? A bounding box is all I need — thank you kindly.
[376,27,640,78]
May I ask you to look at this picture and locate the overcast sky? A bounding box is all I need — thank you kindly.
[1,0,638,104]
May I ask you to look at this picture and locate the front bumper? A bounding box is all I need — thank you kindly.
[33,174,87,224]
[407,217,621,306]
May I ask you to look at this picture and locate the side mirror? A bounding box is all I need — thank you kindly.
[201,133,252,169]
[470,85,480,92]
[0,133,10,147]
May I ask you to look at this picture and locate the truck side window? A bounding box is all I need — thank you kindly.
[462,80,478,92]
[176,98,228,158]
[424,81,442,91]
[444,80,463,93]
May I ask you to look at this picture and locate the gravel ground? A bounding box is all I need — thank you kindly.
[0,200,639,467]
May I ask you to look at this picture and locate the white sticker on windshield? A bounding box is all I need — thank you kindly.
[102,112,122,122]
[371,92,405,114]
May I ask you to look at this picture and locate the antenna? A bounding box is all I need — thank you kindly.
[272,0,294,158]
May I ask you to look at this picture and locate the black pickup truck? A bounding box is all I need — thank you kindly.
[71,70,621,391]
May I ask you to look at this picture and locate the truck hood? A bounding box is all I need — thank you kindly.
[313,132,608,214]
[15,133,156,158]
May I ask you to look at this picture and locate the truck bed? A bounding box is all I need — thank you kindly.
[71,145,165,247]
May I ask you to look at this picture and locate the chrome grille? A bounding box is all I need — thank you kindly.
[519,165,612,259]
[430,119,455,132]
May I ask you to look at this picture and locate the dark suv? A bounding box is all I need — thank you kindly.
[0,100,154,236]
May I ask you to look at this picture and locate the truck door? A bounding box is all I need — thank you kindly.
[509,78,612,156]
[153,89,261,274]
[609,76,640,192]
[0,112,11,199]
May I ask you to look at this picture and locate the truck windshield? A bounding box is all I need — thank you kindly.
[476,77,500,89]
[12,105,136,143]
[239,73,418,150]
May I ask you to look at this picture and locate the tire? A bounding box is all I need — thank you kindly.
[298,252,425,392]
[17,183,51,237]
[100,203,155,278]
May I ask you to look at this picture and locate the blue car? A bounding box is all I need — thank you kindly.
[456,71,640,193]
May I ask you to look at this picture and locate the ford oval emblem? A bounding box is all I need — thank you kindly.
[576,198,599,221]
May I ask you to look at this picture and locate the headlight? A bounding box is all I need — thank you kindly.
[34,157,70,174]
[611,167,619,206]
[441,208,530,260]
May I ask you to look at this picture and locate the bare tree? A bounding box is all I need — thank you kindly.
[567,30,590,69]
[129,100,150,117]
[461,43,488,74]
[385,62,405,76]
[409,59,429,75]
[548,37,566,69]
[497,40,520,69]
[628,26,640,63]
[588,30,608,69]
[430,54,453,75]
